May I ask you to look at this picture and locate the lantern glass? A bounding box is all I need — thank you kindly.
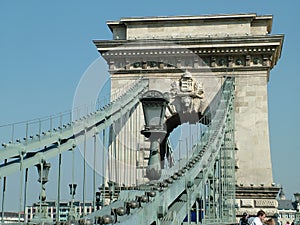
[140,90,169,130]
[142,102,165,128]
[96,191,101,201]
[69,183,77,195]
[36,162,51,183]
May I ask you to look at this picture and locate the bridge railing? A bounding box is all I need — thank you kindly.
[0,77,143,149]
[0,78,148,176]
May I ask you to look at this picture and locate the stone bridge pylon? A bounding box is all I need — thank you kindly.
[93,13,284,217]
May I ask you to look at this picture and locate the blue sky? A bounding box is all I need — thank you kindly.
[0,0,299,211]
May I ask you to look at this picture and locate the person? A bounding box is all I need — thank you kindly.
[239,212,249,225]
[285,222,290,225]
[252,210,266,225]
[264,218,276,225]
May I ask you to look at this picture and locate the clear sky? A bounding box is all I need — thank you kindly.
[0,0,299,211]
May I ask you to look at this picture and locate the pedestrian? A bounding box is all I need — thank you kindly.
[240,212,249,225]
[285,221,290,225]
[252,210,266,225]
[264,218,276,225]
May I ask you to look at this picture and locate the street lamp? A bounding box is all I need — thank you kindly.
[140,90,169,180]
[95,191,102,210]
[30,161,52,224]
[68,183,77,222]
[69,183,77,196]
[294,193,300,225]
[108,181,116,201]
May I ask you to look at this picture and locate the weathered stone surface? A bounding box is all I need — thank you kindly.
[255,199,278,208]
[241,199,255,207]
[107,14,272,40]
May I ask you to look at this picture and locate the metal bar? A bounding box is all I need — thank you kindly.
[113,124,117,186]
[129,111,133,185]
[39,161,43,217]
[50,115,52,137]
[11,124,14,143]
[38,119,41,141]
[187,188,191,224]
[119,110,123,187]
[115,120,121,187]
[135,106,138,185]
[23,168,28,223]
[25,123,28,144]
[123,112,127,186]
[179,139,182,169]
[71,147,75,214]
[102,127,106,206]
[83,129,87,215]
[18,154,24,223]
[186,137,189,162]
[136,143,139,187]
[1,159,7,224]
[60,113,62,133]
[93,134,96,210]
[107,126,111,185]
[116,117,120,189]
[57,153,62,222]
[196,200,199,223]
[142,142,145,184]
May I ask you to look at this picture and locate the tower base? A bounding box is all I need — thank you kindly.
[235,186,280,220]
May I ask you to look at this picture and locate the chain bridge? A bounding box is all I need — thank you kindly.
[0,13,284,225]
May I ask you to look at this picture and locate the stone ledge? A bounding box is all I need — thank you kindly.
[236,186,280,199]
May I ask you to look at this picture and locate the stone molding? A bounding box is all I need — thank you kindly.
[237,199,278,208]
[241,199,254,207]
[236,186,280,199]
[255,199,278,208]
[95,35,283,70]
[100,47,276,57]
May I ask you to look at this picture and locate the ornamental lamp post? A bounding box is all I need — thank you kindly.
[30,161,52,224]
[68,183,77,222]
[140,90,169,180]
[108,181,116,201]
[98,185,105,207]
[36,161,51,186]
[95,191,102,210]
[294,193,300,225]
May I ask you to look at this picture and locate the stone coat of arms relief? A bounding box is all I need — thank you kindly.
[169,71,205,115]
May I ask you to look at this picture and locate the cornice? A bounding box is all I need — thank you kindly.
[236,186,280,199]
[95,35,284,71]
[108,67,270,75]
[93,35,284,51]
[103,50,275,74]
[100,46,276,57]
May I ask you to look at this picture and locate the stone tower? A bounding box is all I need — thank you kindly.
[94,13,284,216]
